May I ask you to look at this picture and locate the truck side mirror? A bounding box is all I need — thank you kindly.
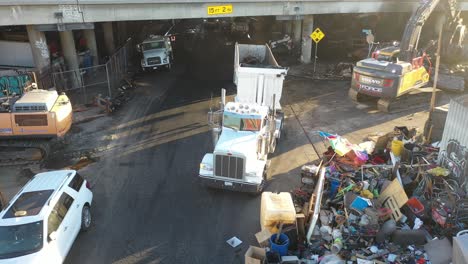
[136,44,141,52]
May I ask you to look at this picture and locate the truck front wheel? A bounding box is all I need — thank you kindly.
[256,167,268,193]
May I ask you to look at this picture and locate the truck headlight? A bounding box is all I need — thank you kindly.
[200,163,213,171]
[163,58,168,63]
[141,59,145,66]
[245,172,257,177]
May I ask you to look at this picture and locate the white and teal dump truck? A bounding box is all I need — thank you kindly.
[137,35,173,72]
[199,43,288,193]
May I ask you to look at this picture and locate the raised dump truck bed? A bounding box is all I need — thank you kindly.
[234,43,288,110]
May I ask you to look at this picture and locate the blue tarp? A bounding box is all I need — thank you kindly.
[0,74,32,97]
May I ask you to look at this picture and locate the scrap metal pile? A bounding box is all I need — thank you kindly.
[248,128,468,264]
[94,73,136,113]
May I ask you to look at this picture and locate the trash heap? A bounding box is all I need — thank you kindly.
[246,128,468,264]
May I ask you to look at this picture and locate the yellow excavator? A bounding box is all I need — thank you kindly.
[0,72,73,165]
[349,0,466,112]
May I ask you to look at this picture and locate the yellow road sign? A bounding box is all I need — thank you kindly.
[207,4,233,15]
[310,28,325,43]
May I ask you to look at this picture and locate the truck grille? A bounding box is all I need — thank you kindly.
[215,154,244,179]
[147,57,161,65]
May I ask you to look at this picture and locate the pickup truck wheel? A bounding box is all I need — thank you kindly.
[81,205,92,232]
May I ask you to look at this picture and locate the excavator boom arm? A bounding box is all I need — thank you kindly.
[399,0,441,61]
[399,0,461,62]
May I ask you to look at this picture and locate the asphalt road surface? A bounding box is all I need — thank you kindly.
[66,34,264,264]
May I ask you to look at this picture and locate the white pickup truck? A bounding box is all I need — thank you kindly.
[199,43,288,193]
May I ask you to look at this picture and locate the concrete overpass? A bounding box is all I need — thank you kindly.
[0,0,467,26]
[2,0,467,79]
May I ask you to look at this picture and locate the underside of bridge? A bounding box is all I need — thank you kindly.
[0,3,467,82]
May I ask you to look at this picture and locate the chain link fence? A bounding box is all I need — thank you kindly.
[52,39,134,105]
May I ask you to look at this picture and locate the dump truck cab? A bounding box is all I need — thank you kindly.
[138,35,173,71]
[199,102,270,192]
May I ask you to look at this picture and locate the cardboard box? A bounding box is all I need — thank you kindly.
[367,132,393,151]
[245,246,266,264]
[378,179,408,208]
[255,229,272,248]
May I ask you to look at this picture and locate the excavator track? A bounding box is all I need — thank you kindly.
[348,88,379,105]
[350,87,437,113]
[376,89,436,113]
[0,139,50,166]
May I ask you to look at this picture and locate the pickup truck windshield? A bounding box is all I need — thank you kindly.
[0,221,44,259]
[142,41,165,51]
[224,114,261,131]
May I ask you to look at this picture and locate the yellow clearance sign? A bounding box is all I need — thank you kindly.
[207,4,233,15]
[310,28,325,43]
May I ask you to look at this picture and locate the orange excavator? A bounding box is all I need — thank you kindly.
[0,72,73,165]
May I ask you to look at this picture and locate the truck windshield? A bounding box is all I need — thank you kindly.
[224,114,262,131]
[142,41,165,51]
[0,221,44,259]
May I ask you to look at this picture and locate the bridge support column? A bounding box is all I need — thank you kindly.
[284,20,292,36]
[26,25,50,73]
[293,19,302,46]
[117,21,129,45]
[59,30,82,88]
[103,22,115,56]
[301,15,314,64]
[84,28,98,65]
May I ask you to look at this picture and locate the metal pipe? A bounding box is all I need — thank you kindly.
[105,63,112,97]
[430,24,443,112]
[220,88,226,110]
[306,167,326,243]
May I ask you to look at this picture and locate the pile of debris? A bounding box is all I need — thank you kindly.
[246,127,468,264]
[288,62,354,81]
[241,55,280,69]
[94,74,136,113]
[437,64,467,93]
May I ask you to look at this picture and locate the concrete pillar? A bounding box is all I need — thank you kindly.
[293,19,302,45]
[284,20,293,36]
[59,30,79,71]
[103,22,115,55]
[117,21,128,45]
[59,30,82,88]
[83,29,98,66]
[26,25,50,73]
[301,15,314,64]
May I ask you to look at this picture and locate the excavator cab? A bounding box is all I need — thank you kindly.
[372,46,400,63]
